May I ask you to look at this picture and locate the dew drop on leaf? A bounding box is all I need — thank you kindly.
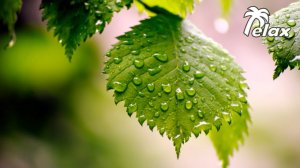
[198,110,204,118]
[176,88,185,100]
[133,76,142,86]
[162,84,172,93]
[113,57,122,64]
[287,19,296,27]
[153,53,168,62]
[266,36,275,42]
[190,115,195,122]
[161,102,169,112]
[147,83,155,92]
[138,115,146,125]
[154,112,160,118]
[194,71,205,79]
[182,61,191,72]
[134,59,144,69]
[127,103,137,116]
[148,66,162,76]
[186,88,196,97]
[209,64,217,72]
[131,50,140,55]
[113,81,127,93]
[185,100,193,110]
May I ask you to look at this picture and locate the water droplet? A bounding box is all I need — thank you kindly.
[190,115,195,122]
[176,88,185,100]
[286,30,295,39]
[209,64,217,72]
[192,98,198,104]
[161,102,169,112]
[153,53,168,62]
[226,94,232,100]
[122,40,133,45]
[148,101,154,107]
[185,100,193,110]
[148,66,162,76]
[127,103,137,116]
[113,57,122,64]
[148,119,155,130]
[147,83,155,92]
[214,18,229,34]
[269,47,275,53]
[185,36,194,43]
[222,111,232,124]
[133,77,142,86]
[182,61,190,72]
[131,50,140,55]
[154,112,160,118]
[287,19,296,27]
[195,121,211,134]
[194,71,205,79]
[138,91,145,97]
[158,93,162,97]
[188,77,195,85]
[220,65,227,71]
[192,46,198,51]
[214,116,222,131]
[201,97,206,102]
[285,14,290,19]
[277,44,283,50]
[113,82,127,93]
[238,93,247,103]
[207,56,214,61]
[231,103,242,115]
[134,59,144,69]
[239,81,249,89]
[162,84,172,93]
[186,88,196,97]
[267,36,275,42]
[198,110,204,118]
[192,127,201,137]
[115,0,123,7]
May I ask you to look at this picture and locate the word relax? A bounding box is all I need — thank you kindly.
[251,24,291,37]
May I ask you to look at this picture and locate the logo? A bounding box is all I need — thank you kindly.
[243,6,291,37]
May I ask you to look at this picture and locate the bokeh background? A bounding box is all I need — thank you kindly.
[1,0,300,168]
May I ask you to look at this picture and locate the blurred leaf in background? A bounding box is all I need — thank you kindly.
[0,28,152,168]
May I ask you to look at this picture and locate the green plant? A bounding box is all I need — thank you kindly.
[1,0,252,167]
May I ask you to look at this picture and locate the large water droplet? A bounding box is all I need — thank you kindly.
[133,77,142,86]
[194,71,205,79]
[113,57,122,64]
[188,77,195,85]
[186,88,196,97]
[131,50,140,55]
[127,103,137,116]
[148,66,162,76]
[182,61,190,72]
[147,83,155,92]
[161,102,169,112]
[185,100,193,110]
[134,59,144,69]
[286,30,295,39]
[162,84,172,93]
[113,82,127,93]
[287,19,296,27]
[176,88,184,100]
[153,53,168,62]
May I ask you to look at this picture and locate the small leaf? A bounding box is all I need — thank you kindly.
[263,1,300,79]
[135,0,201,18]
[105,13,249,159]
[0,0,22,48]
[41,0,133,60]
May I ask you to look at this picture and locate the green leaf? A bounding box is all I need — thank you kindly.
[263,1,300,79]
[104,13,249,158]
[0,0,22,47]
[220,0,233,18]
[135,0,200,18]
[41,0,133,60]
[210,105,250,168]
